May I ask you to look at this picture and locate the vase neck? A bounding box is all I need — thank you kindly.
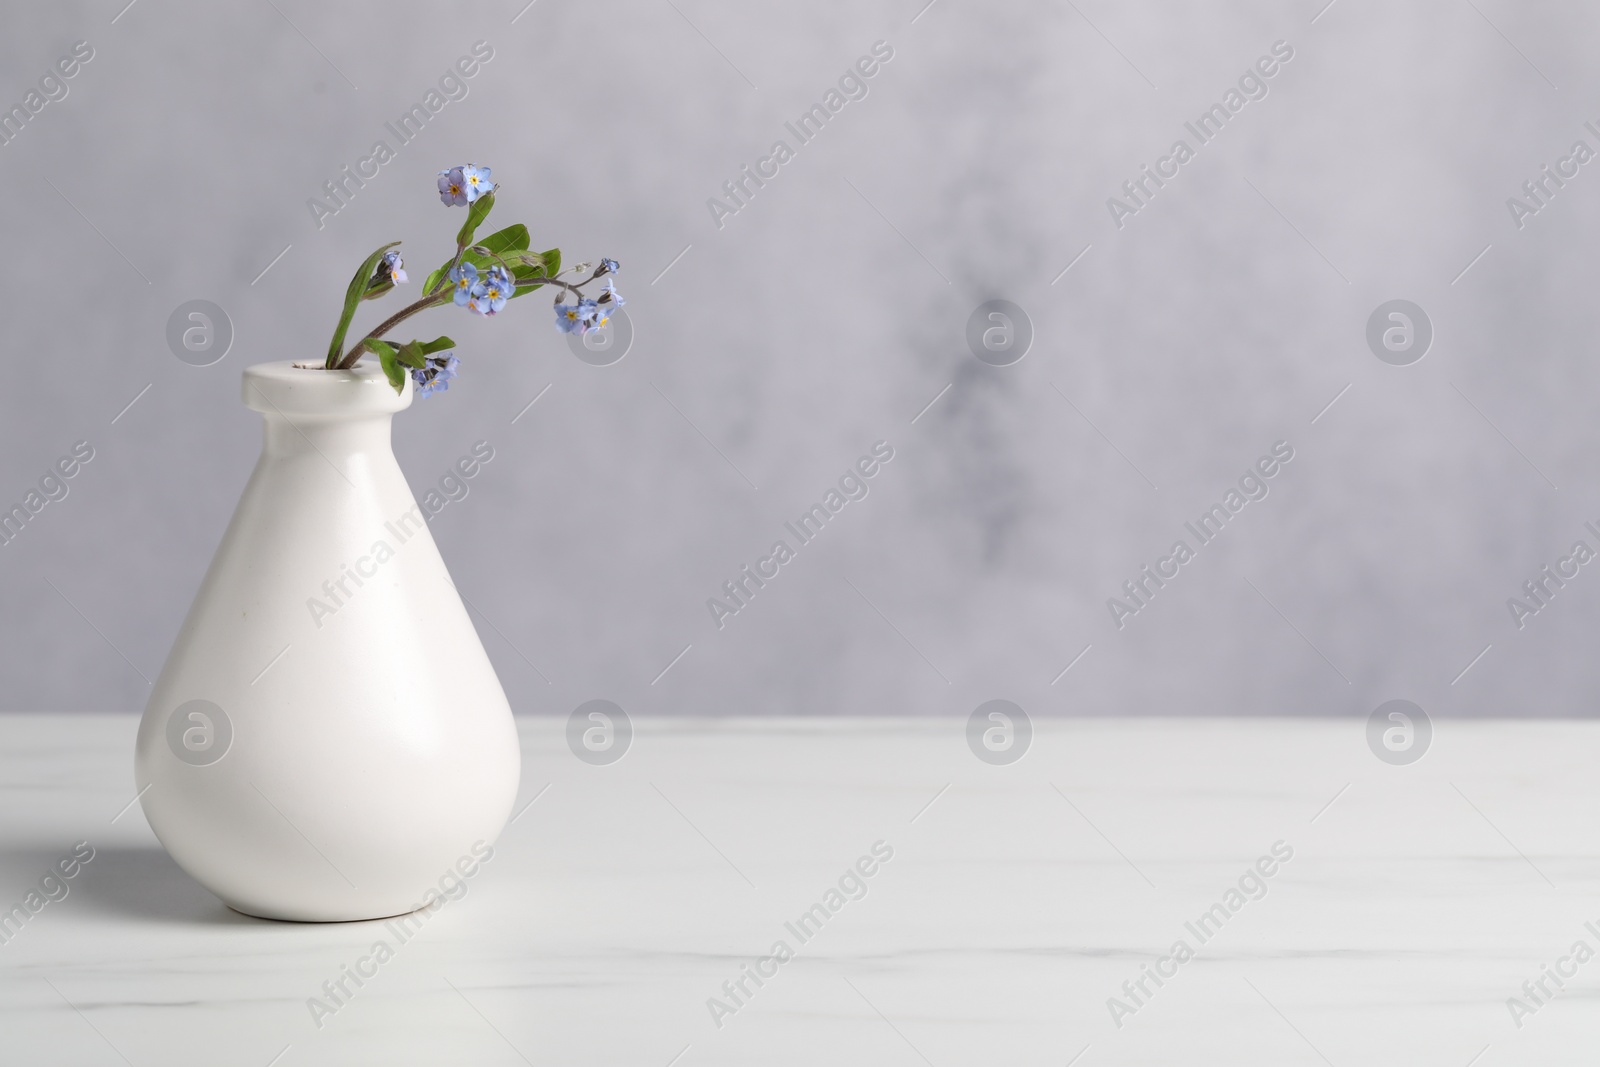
[260,411,395,461]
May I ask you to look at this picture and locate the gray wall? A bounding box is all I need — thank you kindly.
[2,0,1597,717]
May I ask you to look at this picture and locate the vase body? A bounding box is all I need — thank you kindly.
[134,361,520,922]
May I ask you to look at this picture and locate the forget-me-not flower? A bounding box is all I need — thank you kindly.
[380,250,407,285]
[447,262,479,307]
[461,164,494,201]
[597,278,624,314]
[555,298,603,335]
[438,167,470,207]
[411,353,460,398]
[469,266,513,316]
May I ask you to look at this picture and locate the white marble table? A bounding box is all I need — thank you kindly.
[1,714,1595,1065]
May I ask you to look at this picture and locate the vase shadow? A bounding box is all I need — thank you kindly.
[22,845,264,926]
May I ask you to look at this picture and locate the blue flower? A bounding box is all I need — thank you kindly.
[594,279,624,326]
[462,164,494,202]
[469,265,513,316]
[438,167,469,207]
[381,250,407,285]
[447,262,479,306]
[554,298,602,334]
[597,258,620,276]
[411,353,460,398]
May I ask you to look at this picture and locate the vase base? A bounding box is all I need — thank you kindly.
[223,900,432,924]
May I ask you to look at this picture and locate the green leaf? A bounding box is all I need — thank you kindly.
[394,341,426,369]
[457,250,499,273]
[455,191,495,249]
[425,225,523,298]
[478,223,529,256]
[463,227,530,271]
[392,335,453,371]
[426,224,536,299]
[510,248,560,298]
[327,241,401,368]
[425,224,530,298]
[366,340,406,395]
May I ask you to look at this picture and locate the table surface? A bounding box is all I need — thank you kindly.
[1,714,1595,1066]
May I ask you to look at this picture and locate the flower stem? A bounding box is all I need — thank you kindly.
[429,240,468,298]
[336,292,450,369]
[333,271,601,369]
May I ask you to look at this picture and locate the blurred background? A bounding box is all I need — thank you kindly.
[2,0,1597,718]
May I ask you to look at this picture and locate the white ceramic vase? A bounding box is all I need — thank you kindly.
[134,361,520,922]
